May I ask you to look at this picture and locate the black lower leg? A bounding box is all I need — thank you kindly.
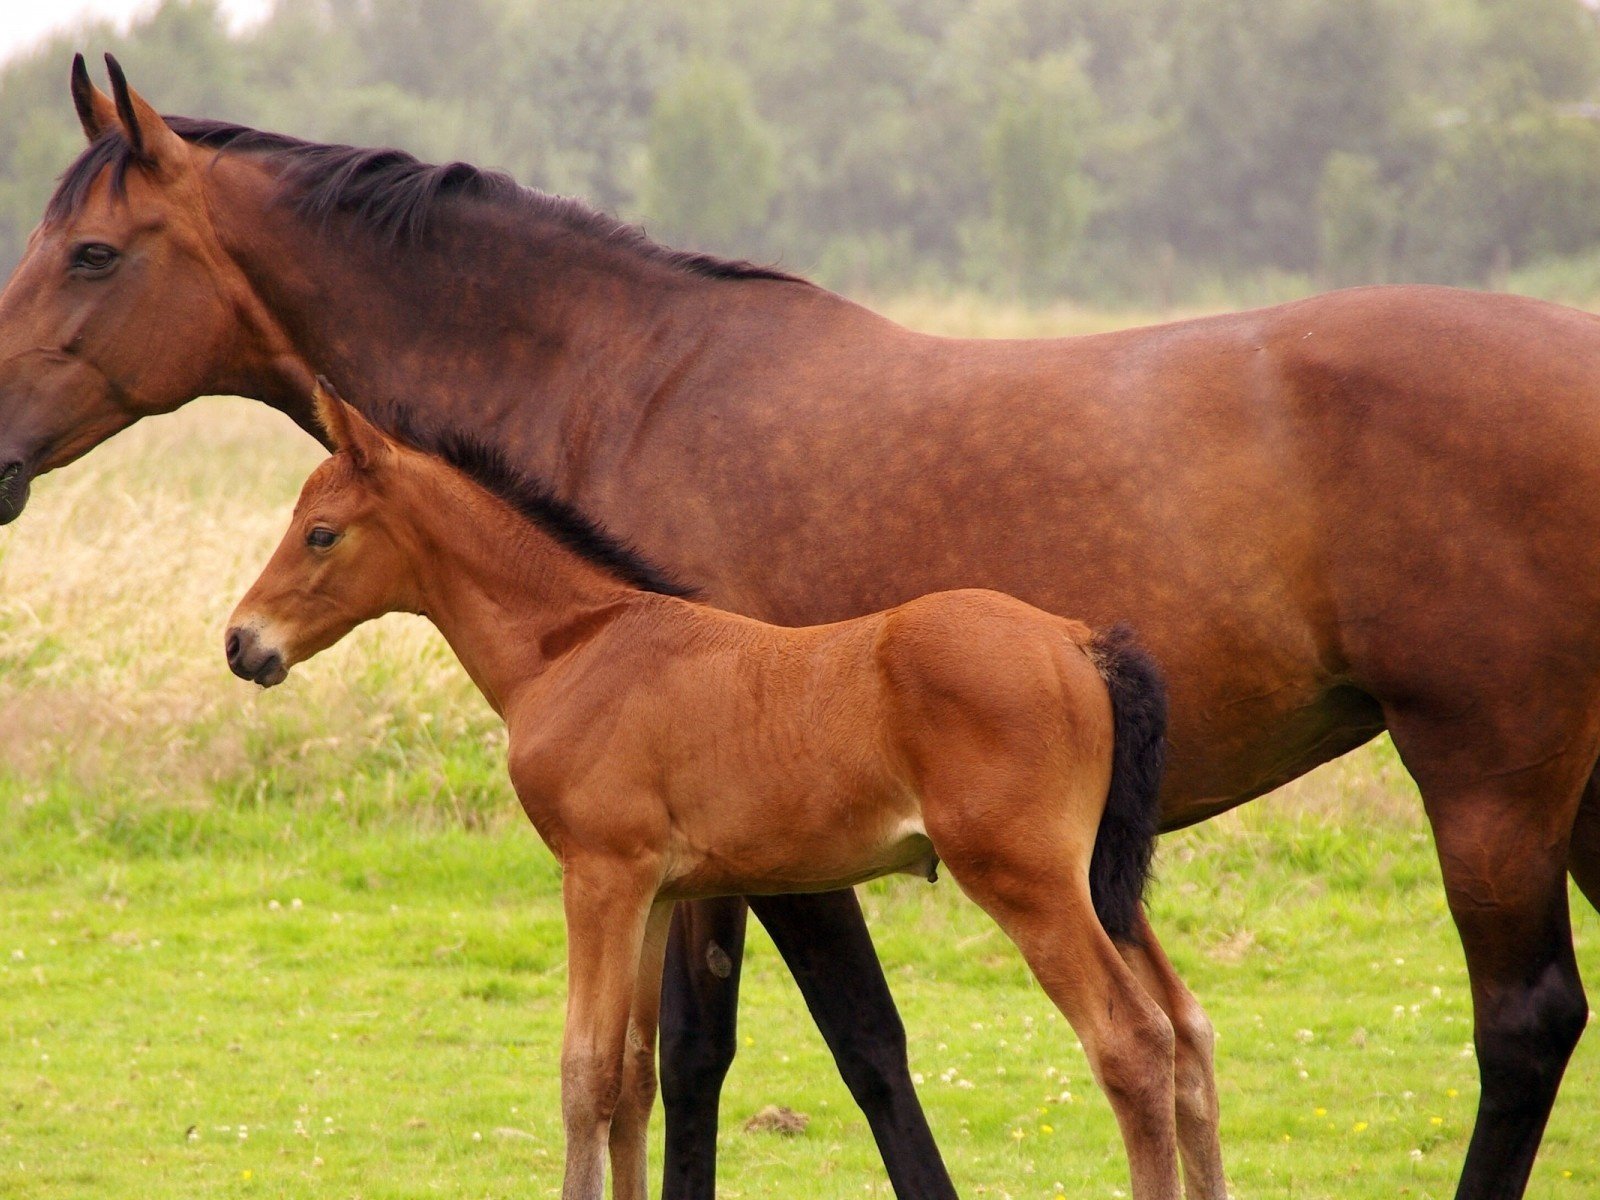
[750,889,959,1200]
[1455,946,1588,1200]
[659,896,750,1200]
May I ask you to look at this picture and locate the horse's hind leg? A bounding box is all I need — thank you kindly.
[1387,707,1595,1200]
[936,832,1180,1200]
[1568,767,1600,912]
[1121,908,1227,1200]
[749,890,959,1200]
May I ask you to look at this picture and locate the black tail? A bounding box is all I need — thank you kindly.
[1086,624,1168,945]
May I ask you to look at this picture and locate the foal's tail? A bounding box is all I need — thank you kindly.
[1086,624,1169,945]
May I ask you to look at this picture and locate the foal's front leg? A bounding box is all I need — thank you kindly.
[560,863,659,1200]
[608,901,676,1199]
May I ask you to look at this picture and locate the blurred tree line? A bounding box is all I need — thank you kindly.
[2,0,1600,303]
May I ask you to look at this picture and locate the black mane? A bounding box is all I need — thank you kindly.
[47,116,807,284]
[377,408,696,599]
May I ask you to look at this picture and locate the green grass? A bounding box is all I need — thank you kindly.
[2,743,1597,1200]
[1,300,1598,1198]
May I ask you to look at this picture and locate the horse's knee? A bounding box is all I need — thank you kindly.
[1476,958,1588,1110]
[830,1006,912,1109]
[659,1018,736,1106]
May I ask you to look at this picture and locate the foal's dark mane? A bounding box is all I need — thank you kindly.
[48,116,807,284]
[380,409,697,600]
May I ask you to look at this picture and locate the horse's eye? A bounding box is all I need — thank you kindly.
[70,243,119,274]
[306,526,340,549]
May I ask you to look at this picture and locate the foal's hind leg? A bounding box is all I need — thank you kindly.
[1120,908,1227,1200]
[1386,707,1596,1200]
[935,831,1179,1200]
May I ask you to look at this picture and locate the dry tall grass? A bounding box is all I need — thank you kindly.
[0,398,505,817]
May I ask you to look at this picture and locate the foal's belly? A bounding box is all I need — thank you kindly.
[660,797,938,900]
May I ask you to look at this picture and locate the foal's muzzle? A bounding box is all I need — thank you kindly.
[225,625,288,688]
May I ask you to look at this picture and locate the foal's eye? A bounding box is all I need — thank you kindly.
[306,526,340,549]
[70,243,119,274]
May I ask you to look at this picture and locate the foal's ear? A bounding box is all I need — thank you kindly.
[103,54,187,170]
[70,54,119,143]
[312,376,390,471]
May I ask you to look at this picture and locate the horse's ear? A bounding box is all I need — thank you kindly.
[70,53,119,142]
[103,54,186,169]
[312,376,390,471]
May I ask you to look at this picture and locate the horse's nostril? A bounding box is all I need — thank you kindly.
[225,630,242,664]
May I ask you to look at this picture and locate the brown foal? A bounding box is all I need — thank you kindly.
[224,384,1216,1200]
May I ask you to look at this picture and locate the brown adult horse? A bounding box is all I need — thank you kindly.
[225,380,1194,1200]
[0,54,1595,1200]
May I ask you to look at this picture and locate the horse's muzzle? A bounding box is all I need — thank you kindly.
[0,461,31,525]
[225,625,288,688]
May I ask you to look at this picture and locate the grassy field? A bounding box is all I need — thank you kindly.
[1,297,1597,1199]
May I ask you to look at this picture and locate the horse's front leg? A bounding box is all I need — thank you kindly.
[560,862,660,1200]
[608,901,675,1200]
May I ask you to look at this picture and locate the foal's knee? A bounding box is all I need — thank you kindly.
[1096,1005,1176,1118]
[1169,1002,1218,1118]
[1476,961,1588,1110]
[563,1050,628,1127]
[621,1033,659,1117]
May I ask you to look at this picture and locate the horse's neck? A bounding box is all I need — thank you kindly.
[398,476,639,718]
[209,167,821,497]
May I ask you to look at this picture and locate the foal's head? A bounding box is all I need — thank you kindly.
[225,381,423,687]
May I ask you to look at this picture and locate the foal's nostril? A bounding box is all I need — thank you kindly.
[225,630,242,666]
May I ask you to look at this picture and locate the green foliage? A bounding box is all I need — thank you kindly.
[1479,0,1598,102]
[2,0,1600,298]
[1402,69,1600,282]
[983,54,1096,295]
[1317,152,1394,286]
[642,58,777,250]
[1155,0,1409,272]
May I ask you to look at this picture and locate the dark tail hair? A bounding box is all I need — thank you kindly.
[1086,624,1168,944]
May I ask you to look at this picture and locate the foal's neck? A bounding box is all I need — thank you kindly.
[397,467,642,719]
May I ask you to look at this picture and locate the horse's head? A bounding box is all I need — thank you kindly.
[0,55,297,524]
[226,379,418,687]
